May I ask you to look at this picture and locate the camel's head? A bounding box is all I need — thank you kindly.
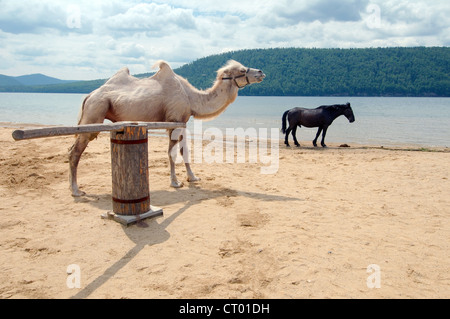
[218,60,265,89]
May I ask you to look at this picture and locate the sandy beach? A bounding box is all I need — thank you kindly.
[0,123,449,299]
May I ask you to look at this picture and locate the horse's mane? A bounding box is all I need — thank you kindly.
[317,103,350,110]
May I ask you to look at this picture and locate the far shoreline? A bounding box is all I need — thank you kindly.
[1,91,450,98]
[2,122,448,152]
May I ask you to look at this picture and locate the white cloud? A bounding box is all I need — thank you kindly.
[104,3,196,36]
[0,1,64,34]
[119,43,147,59]
[0,0,448,80]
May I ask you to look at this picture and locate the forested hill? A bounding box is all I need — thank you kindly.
[1,47,449,97]
[175,47,449,97]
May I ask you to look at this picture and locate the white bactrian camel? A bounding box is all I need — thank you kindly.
[68,60,265,197]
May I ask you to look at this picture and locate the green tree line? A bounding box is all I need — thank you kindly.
[1,47,448,96]
[176,47,449,97]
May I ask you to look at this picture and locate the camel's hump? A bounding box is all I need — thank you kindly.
[114,67,130,75]
[151,60,176,79]
[104,67,134,85]
[108,67,131,78]
[152,60,171,70]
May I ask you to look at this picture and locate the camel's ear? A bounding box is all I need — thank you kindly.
[217,68,231,80]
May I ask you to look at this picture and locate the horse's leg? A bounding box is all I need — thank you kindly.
[68,132,97,197]
[284,127,292,147]
[313,127,323,147]
[292,126,300,147]
[321,126,329,148]
[178,128,200,183]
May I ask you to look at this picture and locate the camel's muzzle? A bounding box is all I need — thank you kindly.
[256,70,266,82]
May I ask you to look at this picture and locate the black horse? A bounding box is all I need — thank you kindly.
[282,103,355,148]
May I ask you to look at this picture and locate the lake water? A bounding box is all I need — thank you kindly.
[0,93,449,147]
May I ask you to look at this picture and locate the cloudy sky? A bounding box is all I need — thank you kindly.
[0,0,449,80]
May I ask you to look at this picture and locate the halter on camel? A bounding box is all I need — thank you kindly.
[222,68,251,89]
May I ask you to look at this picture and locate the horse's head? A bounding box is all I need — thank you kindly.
[343,102,355,123]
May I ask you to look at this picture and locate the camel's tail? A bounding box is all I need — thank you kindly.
[77,94,90,125]
[74,94,100,141]
[281,110,289,134]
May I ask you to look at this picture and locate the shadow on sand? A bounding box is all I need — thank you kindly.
[70,184,301,299]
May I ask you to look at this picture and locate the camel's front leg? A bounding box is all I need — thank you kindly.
[168,129,200,188]
[185,162,200,183]
[178,130,200,183]
[168,137,183,188]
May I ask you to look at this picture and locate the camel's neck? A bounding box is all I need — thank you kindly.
[189,80,239,120]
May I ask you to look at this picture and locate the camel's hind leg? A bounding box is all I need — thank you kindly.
[69,133,97,197]
[69,94,109,196]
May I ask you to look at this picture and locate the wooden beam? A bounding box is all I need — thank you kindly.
[12,122,186,141]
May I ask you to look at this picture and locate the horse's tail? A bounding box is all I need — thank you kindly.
[281,110,289,134]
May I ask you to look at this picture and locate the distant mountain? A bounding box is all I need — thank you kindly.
[0,73,77,87]
[0,74,24,87]
[14,74,76,86]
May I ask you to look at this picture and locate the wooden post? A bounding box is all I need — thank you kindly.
[108,124,162,225]
[111,124,150,215]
